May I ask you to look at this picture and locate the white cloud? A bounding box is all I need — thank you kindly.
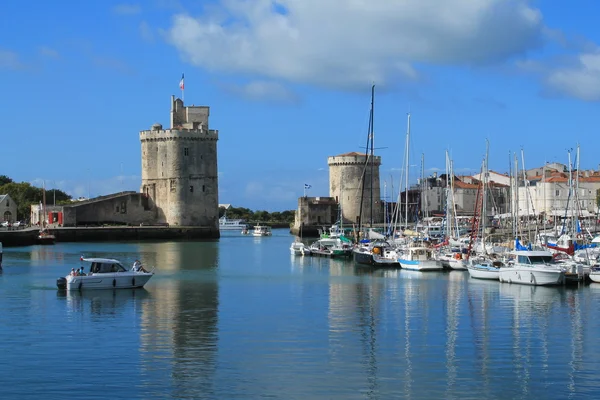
[113,4,141,15]
[225,80,299,103]
[0,49,27,70]
[166,0,544,90]
[39,46,60,59]
[545,51,600,101]
[139,21,154,42]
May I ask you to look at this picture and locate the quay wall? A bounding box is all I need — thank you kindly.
[0,226,220,247]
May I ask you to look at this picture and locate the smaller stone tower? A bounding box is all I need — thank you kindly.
[140,96,219,229]
[328,152,382,226]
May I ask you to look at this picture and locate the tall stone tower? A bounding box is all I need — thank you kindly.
[328,152,382,226]
[140,96,219,229]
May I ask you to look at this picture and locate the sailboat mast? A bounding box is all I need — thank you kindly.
[405,113,411,228]
[370,84,375,227]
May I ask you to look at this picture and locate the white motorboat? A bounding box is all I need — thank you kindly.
[466,259,502,280]
[398,246,443,271]
[498,250,566,286]
[588,265,600,283]
[252,225,272,236]
[290,241,309,256]
[56,258,154,291]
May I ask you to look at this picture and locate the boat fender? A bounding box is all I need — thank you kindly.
[530,273,534,283]
[132,277,135,287]
[113,279,116,288]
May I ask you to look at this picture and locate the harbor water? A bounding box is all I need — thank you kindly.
[1,229,599,399]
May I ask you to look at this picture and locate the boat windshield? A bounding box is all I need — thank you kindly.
[527,255,554,264]
[90,262,127,273]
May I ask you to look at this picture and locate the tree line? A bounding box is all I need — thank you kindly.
[0,175,71,220]
[220,206,295,224]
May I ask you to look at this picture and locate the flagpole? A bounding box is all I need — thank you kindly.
[303,185,306,198]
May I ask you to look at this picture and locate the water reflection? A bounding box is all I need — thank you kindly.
[59,288,150,317]
[136,241,220,399]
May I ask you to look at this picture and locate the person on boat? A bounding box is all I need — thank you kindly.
[70,268,76,276]
[79,266,86,276]
[132,260,148,273]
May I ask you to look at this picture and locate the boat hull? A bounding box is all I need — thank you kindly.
[467,265,499,280]
[499,267,565,286]
[63,273,153,291]
[399,259,442,271]
[589,273,600,283]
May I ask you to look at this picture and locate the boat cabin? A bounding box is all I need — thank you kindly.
[84,258,128,274]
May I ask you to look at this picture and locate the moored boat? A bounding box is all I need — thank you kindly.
[398,246,443,271]
[498,250,566,286]
[466,259,502,280]
[38,229,56,245]
[56,258,154,291]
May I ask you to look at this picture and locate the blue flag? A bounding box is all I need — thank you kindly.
[304,184,312,189]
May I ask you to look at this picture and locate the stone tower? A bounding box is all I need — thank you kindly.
[328,152,382,226]
[140,96,219,229]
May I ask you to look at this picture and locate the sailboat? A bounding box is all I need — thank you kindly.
[38,182,56,245]
[352,85,400,267]
[467,141,503,280]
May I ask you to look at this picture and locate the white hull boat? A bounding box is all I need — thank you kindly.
[448,256,467,270]
[290,241,309,256]
[589,266,600,283]
[57,258,154,291]
[398,246,443,271]
[467,261,501,280]
[498,250,565,286]
[252,225,272,236]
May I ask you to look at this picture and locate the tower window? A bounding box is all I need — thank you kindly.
[170,179,176,192]
[190,185,194,193]
[184,147,189,156]
[202,185,206,192]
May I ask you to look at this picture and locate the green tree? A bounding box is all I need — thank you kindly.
[0,180,72,220]
[0,175,13,186]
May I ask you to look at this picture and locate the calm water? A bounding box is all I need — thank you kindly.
[1,229,599,399]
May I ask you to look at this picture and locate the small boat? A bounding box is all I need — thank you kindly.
[398,246,443,271]
[467,259,503,280]
[589,265,600,283]
[252,225,272,236]
[241,227,250,235]
[56,258,154,291]
[38,229,56,245]
[290,241,309,256]
[353,240,400,267]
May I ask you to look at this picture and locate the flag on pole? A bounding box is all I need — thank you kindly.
[179,73,185,90]
[304,184,312,189]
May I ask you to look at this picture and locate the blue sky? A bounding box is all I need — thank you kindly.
[2,0,600,211]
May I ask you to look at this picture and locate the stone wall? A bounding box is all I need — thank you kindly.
[291,196,338,236]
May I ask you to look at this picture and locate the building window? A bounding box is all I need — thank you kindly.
[184,147,189,156]
[116,206,120,212]
[3,211,11,221]
[190,185,194,193]
[121,202,127,214]
[202,185,206,192]
[6,200,9,207]
[170,179,176,192]
[556,190,560,196]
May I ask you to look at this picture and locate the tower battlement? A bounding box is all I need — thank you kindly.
[328,152,381,167]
